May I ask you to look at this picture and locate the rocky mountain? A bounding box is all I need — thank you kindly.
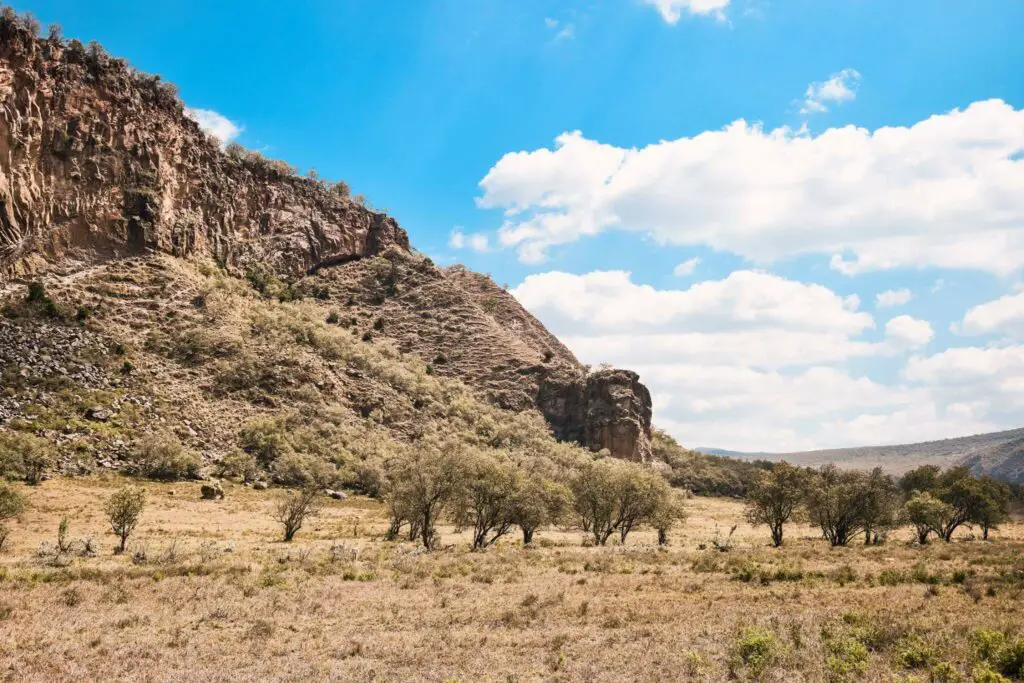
[0,12,653,473]
[699,427,1024,483]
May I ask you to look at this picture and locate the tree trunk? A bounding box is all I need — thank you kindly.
[982,525,990,541]
[384,517,402,541]
[657,527,668,546]
[771,524,783,547]
[421,511,433,549]
[522,527,534,546]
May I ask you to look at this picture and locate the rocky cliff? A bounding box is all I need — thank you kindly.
[0,16,407,279]
[0,14,652,462]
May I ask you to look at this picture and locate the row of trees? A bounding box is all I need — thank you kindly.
[380,439,685,550]
[746,462,1012,547]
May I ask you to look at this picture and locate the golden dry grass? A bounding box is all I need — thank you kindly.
[1,478,1022,682]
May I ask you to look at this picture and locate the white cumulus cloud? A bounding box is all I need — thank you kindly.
[508,269,993,451]
[185,108,242,147]
[885,315,934,348]
[800,69,861,115]
[958,290,1024,338]
[449,227,489,253]
[641,0,731,23]
[672,257,701,276]
[478,99,1024,275]
[876,288,913,309]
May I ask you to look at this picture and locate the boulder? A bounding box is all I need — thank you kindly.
[200,483,224,500]
[84,406,113,422]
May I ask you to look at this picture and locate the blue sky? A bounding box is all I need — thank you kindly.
[17,0,1024,451]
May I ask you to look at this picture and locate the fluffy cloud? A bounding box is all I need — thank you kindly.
[512,269,872,337]
[876,288,912,309]
[957,290,1024,337]
[449,228,489,253]
[510,268,1012,450]
[479,99,1024,274]
[885,315,934,348]
[641,0,731,23]
[902,346,1024,429]
[184,108,242,147]
[511,269,944,450]
[800,69,861,115]
[673,257,701,276]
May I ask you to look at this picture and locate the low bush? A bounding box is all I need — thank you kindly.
[733,627,779,679]
[133,433,200,481]
[825,635,869,681]
[0,432,55,484]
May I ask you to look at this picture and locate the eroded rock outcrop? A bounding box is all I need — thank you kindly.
[538,369,653,462]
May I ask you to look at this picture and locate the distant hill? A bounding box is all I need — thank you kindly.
[697,427,1024,483]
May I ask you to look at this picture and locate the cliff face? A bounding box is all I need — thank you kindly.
[0,17,652,462]
[538,369,653,462]
[0,22,407,279]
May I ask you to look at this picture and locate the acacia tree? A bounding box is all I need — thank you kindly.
[901,467,1002,542]
[104,486,146,553]
[904,491,950,544]
[744,462,808,547]
[273,486,320,542]
[614,466,669,544]
[975,476,1011,540]
[649,488,687,546]
[859,467,901,545]
[899,465,942,497]
[571,459,669,546]
[572,460,622,545]
[511,474,571,546]
[805,465,870,547]
[453,450,519,550]
[381,439,464,549]
[934,470,988,542]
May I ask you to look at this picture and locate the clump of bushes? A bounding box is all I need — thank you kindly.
[0,485,27,550]
[971,629,1024,680]
[824,634,869,680]
[0,432,55,485]
[732,627,779,679]
[132,433,200,481]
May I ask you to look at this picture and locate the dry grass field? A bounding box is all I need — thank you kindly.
[1,477,1022,682]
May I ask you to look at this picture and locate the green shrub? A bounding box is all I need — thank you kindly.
[270,451,337,488]
[971,630,1008,664]
[733,627,778,679]
[0,432,55,484]
[971,665,1011,682]
[971,629,1024,679]
[215,449,259,483]
[878,569,906,586]
[0,485,28,550]
[825,635,869,681]
[896,635,938,669]
[133,433,200,481]
[930,662,962,683]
